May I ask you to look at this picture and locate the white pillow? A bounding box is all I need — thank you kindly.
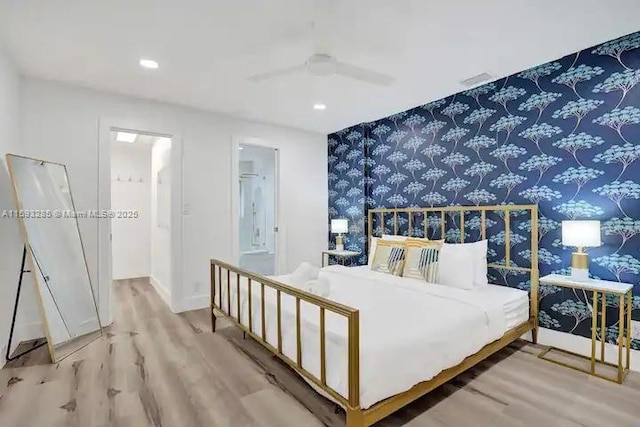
[368,237,378,267]
[437,249,476,289]
[440,240,488,288]
[304,276,331,297]
[289,262,319,286]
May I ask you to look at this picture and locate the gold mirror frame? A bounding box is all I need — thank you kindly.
[5,153,102,363]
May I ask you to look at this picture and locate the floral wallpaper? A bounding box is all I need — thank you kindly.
[328,32,640,347]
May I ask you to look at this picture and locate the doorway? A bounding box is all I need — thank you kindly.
[237,143,278,275]
[109,130,173,306]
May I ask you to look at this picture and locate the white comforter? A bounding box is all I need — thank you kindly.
[218,265,518,409]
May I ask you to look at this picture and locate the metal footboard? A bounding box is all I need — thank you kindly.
[210,259,361,411]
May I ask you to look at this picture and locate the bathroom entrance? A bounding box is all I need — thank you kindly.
[236,143,278,275]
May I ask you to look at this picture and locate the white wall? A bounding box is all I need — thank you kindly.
[150,137,171,302]
[110,141,151,280]
[0,46,29,360]
[18,78,328,320]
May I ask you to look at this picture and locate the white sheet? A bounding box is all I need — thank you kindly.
[217,265,529,409]
[470,280,530,330]
[333,266,529,331]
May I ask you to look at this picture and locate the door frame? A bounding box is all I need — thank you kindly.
[98,118,184,323]
[230,136,281,274]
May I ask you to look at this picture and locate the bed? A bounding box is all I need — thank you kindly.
[210,204,539,427]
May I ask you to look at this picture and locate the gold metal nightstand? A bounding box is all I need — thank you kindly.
[321,250,361,267]
[539,274,633,383]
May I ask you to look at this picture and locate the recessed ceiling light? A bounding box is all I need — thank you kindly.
[313,103,326,111]
[116,132,138,143]
[139,58,159,69]
[238,146,244,150]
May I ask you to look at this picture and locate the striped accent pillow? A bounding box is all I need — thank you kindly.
[402,240,443,282]
[371,240,406,276]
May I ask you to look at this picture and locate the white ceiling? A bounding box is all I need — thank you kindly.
[1,0,639,134]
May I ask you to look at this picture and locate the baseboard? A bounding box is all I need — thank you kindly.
[15,320,45,343]
[181,294,209,312]
[149,275,171,308]
[113,275,150,282]
[532,327,639,372]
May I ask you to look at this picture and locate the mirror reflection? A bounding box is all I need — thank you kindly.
[6,154,101,362]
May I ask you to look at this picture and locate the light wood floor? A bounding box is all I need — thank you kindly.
[2,278,640,426]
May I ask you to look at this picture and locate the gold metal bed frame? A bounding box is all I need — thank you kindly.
[210,204,539,427]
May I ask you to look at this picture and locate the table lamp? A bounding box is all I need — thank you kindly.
[331,219,349,251]
[561,220,601,281]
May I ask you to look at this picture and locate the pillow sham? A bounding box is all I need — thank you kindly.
[368,235,435,267]
[402,239,442,282]
[440,239,488,288]
[381,234,408,241]
[368,234,406,266]
[384,235,440,245]
[406,237,444,245]
[381,234,436,241]
[370,239,406,276]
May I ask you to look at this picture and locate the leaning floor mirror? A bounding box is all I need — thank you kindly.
[6,154,102,363]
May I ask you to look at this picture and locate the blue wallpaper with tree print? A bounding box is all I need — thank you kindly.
[328,32,640,347]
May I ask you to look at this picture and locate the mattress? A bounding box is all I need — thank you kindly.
[347,265,529,326]
[471,281,530,330]
[217,264,530,409]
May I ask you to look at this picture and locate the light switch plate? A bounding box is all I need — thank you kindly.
[631,320,640,341]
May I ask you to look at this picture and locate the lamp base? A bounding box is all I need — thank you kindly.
[335,234,344,251]
[570,267,589,281]
[570,252,589,281]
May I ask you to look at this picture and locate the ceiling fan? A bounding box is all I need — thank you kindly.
[245,0,394,87]
[247,52,395,86]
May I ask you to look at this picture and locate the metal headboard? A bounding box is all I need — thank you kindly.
[367,204,539,320]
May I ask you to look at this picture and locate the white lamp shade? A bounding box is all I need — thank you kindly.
[331,219,349,234]
[562,220,601,247]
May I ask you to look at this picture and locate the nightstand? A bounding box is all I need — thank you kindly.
[322,250,361,267]
[539,274,633,383]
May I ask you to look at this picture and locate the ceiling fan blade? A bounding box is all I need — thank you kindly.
[333,60,395,86]
[247,63,306,82]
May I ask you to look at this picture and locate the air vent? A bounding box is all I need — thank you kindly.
[460,72,493,87]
